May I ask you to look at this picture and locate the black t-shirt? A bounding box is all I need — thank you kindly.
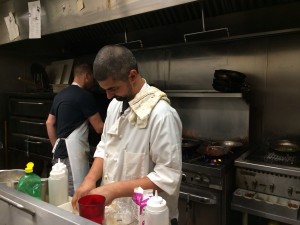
[50,85,98,158]
[88,89,111,147]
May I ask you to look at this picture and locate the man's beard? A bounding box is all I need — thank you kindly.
[114,96,128,101]
[114,84,134,102]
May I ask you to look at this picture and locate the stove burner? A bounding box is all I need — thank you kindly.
[210,158,223,165]
[182,152,237,167]
[182,143,247,169]
[186,155,224,165]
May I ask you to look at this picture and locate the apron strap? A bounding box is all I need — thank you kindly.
[52,138,66,154]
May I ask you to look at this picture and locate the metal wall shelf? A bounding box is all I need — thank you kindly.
[165,90,243,98]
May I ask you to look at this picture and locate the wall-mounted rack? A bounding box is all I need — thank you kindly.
[164,90,243,98]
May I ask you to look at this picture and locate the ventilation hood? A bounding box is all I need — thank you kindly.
[1,0,300,56]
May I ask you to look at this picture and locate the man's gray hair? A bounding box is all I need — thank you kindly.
[93,45,138,81]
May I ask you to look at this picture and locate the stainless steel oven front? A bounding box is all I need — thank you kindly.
[178,184,222,225]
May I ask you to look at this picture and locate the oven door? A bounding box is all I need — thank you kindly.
[178,184,222,225]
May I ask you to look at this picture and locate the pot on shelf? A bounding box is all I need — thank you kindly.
[214,69,246,82]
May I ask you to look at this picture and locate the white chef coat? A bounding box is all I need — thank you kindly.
[94,82,182,219]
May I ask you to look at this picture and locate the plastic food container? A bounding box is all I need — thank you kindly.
[254,193,268,202]
[233,189,300,219]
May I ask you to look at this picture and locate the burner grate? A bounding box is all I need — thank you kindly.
[264,152,296,165]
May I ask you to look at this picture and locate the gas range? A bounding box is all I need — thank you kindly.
[241,147,300,169]
[179,144,247,225]
[235,147,300,177]
[182,145,247,171]
[182,146,247,190]
[232,145,300,225]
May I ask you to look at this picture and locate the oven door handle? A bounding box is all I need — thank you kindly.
[180,191,217,205]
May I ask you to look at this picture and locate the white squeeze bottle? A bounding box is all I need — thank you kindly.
[48,160,68,206]
[56,158,68,176]
[144,190,169,225]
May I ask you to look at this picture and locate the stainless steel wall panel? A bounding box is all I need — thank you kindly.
[264,34,300,137]
[170,97,249,140]
[135,49,169,87]
[131,34,300,142]
[167,44,229,90]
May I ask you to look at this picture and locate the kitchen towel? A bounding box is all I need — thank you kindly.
[128,86,170,128]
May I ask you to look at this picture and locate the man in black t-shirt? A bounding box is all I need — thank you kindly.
[46,63,104,195]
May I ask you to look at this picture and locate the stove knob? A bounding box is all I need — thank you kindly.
[202,176,210,184]
[288,187,293,196]
[194,175,203,183]
[182,173,187,182]
[269,184,275,193]
[244,180,249,189]
[252,180,258,189]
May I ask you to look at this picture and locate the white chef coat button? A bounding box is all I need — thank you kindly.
[105,153,109,157]
[104,175,108,180]
[119,135,122,138]
[114,158,118,162]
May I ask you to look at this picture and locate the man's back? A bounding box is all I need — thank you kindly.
[51,85,98,138]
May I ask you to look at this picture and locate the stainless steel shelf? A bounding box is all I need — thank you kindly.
[231,202,300,225]
[165,90,243,98]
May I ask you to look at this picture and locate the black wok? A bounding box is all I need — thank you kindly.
[214,69,246,82]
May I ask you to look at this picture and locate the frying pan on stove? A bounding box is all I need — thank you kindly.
[182,138,202,151]
[270,140,300,154]
[197,145,232,157]
[213,140,244,151]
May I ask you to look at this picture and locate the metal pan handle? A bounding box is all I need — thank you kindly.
[24,140,42,144]
[20,120,44,125]
[180,191,217,204]
[17,101,44,105]
[0,194,35,216]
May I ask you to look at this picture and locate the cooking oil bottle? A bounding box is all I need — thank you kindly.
[17,162,42,200]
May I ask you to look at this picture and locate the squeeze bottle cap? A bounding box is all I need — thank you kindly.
[146,190,167,211]
[50,163,65,178]
[24,162,34,173]
[56,158,66,170]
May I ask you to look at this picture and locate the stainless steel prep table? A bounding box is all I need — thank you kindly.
[0,184,97,225]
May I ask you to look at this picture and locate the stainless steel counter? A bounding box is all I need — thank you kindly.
[0,184,98,225]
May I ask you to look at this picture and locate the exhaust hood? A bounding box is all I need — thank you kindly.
[0,0,197,46]
[1,0,300,56]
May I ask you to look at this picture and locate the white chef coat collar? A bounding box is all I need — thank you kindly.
[72,81,82,88]
[137,79,150,94]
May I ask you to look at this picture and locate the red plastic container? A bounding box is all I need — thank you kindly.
[78,194,106,224]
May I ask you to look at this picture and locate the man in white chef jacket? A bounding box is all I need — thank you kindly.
[72,45,182,224]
